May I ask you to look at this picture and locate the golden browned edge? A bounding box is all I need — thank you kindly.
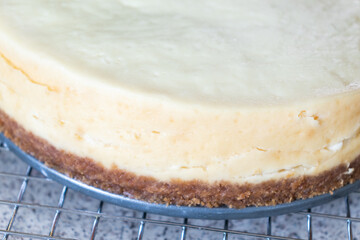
[1,109,360,208]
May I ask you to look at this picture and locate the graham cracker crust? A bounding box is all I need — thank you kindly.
[1,109,359,208]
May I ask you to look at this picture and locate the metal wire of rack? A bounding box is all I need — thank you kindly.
[0,143,360,239]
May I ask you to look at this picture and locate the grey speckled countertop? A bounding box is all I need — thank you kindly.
[0,149,359,240]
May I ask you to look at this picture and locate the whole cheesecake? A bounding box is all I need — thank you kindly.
[0,0,360,208]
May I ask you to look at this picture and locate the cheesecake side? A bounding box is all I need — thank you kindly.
[1,109,360,208]
[1,45,360,207]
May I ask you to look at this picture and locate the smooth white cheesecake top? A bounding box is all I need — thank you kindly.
[0,0,360,105]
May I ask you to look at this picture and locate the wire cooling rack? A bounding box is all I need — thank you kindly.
[0,142,360,239]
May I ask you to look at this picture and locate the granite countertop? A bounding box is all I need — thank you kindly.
[0,149,359,240]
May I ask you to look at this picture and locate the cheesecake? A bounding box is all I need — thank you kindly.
[0,0,360,208]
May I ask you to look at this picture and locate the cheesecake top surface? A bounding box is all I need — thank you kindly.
[0,0,359,106]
